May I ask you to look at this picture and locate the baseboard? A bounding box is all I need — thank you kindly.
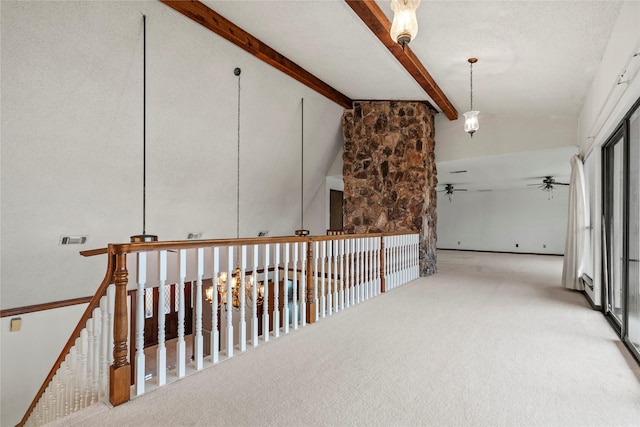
[581,290,601,311]
[436,248,564,257]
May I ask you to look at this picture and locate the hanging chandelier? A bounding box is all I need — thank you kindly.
[464,57,479,138]
[205,268,264,311]
[390,0,421,50]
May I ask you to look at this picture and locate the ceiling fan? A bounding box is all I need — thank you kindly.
[439,183,467,202]
[527,176,569,199]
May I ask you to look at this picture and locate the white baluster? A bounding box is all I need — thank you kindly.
[273,243,280,338]
[239,245,247,352]
[300,242,306,327]
[64,357,71,415]
[313,241,320,319]
[251,244,259,346]
[346,239,356,307]
[283,243,290,333]
[375,237,381,295]
[91,308,101,404]
[364,238,370,301]
[212,247,220,363]
[320,240,326,318]
[339,239,345,310]
[157,250,167,386]
[53,373,61,419]
[327,240,333,316]
[226,246,234,357]
[356,238,362,303]
[292,242,299,330]
[135,252,146,395]
[177,249,187,378]
[85,318,94,406]
[262,244,270,343]
[79,329,88,408]
[333,240,339,313]
[344,239,350,308]
[369,237,375,297]
[195,247,204,370]
[350,239,356,306]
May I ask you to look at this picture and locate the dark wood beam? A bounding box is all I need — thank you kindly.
[345,0,458,120]
[161,0,353,109]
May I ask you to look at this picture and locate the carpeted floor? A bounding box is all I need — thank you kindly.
[55,250,640,427]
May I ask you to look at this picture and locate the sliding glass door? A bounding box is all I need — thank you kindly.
[604,132,625,330]
[603,98,640,360]
[627,107,639,355]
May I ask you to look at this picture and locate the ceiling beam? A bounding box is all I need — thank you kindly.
[345,0,458,120]
[161,0,353,109]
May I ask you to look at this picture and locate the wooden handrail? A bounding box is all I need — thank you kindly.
[0,296,93,318]
[104,232,411,255]
[18,251,116,427]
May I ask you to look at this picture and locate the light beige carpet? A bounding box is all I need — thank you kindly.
[55,250,640,426]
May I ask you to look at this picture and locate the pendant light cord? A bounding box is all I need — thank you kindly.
[469,61,473,111]
[301,98,304,230]
[142,14,147,235]
[236,68,241,240]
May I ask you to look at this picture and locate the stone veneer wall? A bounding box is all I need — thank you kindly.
[341,101,437,276]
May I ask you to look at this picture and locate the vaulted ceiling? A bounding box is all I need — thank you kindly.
[164,0,623,189]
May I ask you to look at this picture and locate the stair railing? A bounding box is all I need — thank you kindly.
[19,232,420,426]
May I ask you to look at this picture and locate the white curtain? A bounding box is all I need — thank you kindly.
[562,155,587,290]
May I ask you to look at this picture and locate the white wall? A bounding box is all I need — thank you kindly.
[1,304,88,426]
[436,113,577,162]
[0,1,343,424]
[577,1,640,307]
[0,0,343,310]
[437,187,569,255]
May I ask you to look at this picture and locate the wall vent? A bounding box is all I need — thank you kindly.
[60,236,87,245]
[258,231,269,237]
[187,232,203,240]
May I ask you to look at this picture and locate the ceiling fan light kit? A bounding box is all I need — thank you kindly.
[464,57,479,138]
[390,0,420,50]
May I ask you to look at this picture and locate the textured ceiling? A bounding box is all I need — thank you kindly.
[199,0,622,189]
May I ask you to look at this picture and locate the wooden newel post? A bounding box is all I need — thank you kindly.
[380,237,386,293]
[110,252,131,406]
[305,238,316,324]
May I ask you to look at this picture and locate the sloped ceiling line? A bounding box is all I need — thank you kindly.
[161,0,353,109]
[344,0,458,120]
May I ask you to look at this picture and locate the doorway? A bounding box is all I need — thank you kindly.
[329,189,343,231]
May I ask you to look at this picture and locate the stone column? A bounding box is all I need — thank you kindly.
[341,101,437,276]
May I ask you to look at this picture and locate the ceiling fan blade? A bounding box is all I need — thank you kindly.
[555,183,570,186]
[455,189,468,192]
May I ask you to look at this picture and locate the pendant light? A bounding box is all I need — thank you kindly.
[390,0,421,50]
[463,57,479,138]
[131,15,158,243]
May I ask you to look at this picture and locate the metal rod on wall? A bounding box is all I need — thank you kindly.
[296,98,309,236]
[131,14,157,243]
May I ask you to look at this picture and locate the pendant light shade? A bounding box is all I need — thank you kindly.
[464,57,479,138]
[463,111,479,135]
[390,0,421,50]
